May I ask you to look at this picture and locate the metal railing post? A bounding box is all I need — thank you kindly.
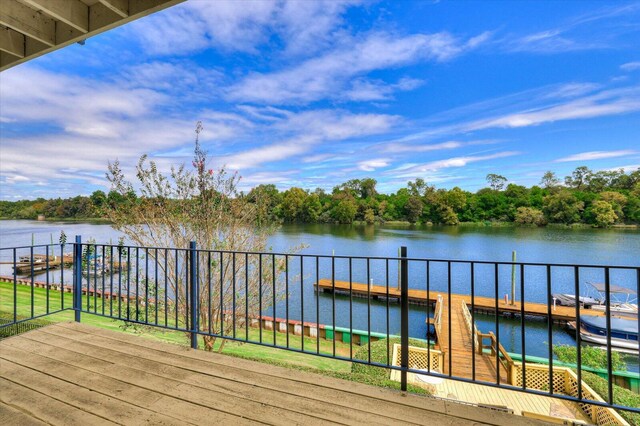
[73,235,82,322]
[189,241,199,349]
[400,246,409,391]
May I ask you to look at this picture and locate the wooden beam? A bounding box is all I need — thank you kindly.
[0,50,20,68]
[0,0,55,47]
[0,26,24,58]
[98,0,129,18]
[21,0,89,33]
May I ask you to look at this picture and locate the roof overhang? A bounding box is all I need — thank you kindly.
[0,0,185,72]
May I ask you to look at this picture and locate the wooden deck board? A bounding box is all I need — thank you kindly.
[0,322,550,426]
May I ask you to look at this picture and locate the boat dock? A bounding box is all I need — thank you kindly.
[315,279,612,322]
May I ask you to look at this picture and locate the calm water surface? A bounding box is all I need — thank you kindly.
[1,220,638,371]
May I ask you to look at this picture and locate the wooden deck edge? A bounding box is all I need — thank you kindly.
[51,322,547,426]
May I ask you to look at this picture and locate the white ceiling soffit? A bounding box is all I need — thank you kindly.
[0,0,185,71]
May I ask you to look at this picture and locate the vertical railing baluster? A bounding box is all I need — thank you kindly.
[86,244,91,312]
[245,252,249,342]
[164,249,168,327]
[73,236,82,322]
[386,258,390,366]
[259,253,263,344]
[316,256,320,355]
[189,241,198,349]
[349,257,353,360]
[272,254,276,346]
[45,245,50,314]
[13,248,17,322]
[574,266,581,399]
[300,255,304,353]
[101,245,106,316]
[400,247,408,392]
[232,252,236,339]
[60,243,64,309]
[127,248,132,320]
[332,254,336,357]
[30,245,34,318]
[494,263,500,386]
[546,264,553,395]
[520,264,526,390]
[449,261,453,378]
[155,248,159,325]
[285,254,289,348]
[145,247,149,323]
[135,247,140,321]
[110,245,114,317]
[426,260,431,373]
[93,245,98,313]
[175,250,179,328]
[208,251,212,335]
[471,262,475,381]
[367,258,371,364]
[220,252,224,336]
[605,267,613,405]
[117,247,122,319]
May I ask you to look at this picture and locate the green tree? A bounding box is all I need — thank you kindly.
[587,200,617,227]
[540,171,559,189]
[542,190,584,224]
[486,174,507,191]
[302,193,322,222]
[280,187,307,222]
[600,191,627,221]
[564,166,592,190]
[514,207,545,226]
[331,196,358,223]
[405,196,423,223]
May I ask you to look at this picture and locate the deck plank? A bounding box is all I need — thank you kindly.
[6,332,397,426]
[0,323,549,426]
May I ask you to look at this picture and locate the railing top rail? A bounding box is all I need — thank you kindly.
[7,241,639,270]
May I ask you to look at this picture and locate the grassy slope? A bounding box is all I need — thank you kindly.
[0,281,355,373]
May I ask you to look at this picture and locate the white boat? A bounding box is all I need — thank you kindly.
[568,316,638,354]
[587,282,638,318]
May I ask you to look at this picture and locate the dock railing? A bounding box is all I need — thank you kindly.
[0,238,638,421]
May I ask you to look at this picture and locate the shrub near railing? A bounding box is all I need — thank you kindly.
[580,372,640,426]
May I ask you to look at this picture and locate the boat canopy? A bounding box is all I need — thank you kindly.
[588,282,636,295]
[581,316,638,334]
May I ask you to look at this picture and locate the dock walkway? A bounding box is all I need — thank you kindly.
[315,279,609,321]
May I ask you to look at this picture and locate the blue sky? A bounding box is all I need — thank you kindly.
[1,0,639,200]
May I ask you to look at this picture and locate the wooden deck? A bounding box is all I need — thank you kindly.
[316,279,612,321]
[0,322,549,426]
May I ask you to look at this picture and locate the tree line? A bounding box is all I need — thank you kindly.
[2,166,639,228]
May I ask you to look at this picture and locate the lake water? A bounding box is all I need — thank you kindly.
[1,220,638,372]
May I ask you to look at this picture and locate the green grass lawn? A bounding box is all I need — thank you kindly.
[0,281,358,373]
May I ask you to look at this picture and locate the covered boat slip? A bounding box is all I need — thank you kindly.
[0,322,550,426]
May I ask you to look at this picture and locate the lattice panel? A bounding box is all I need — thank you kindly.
[512,363,628,425]
[390,343,443,382]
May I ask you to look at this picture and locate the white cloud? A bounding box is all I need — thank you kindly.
[226,31,485,104]
[358,159,390,171]
[389,151,519,178]
[555,150,638,162]
[464,87,640,131]
[128,0,362,56]
[621,61,640,72]
[223,110,398,169]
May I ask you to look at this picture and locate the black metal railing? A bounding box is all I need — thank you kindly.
[0,237,638,419]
